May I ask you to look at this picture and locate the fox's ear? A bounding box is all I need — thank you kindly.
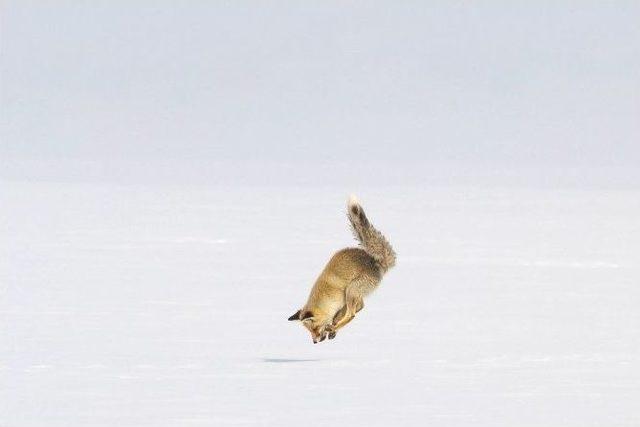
[300,311,314,320]
[288,310,301,321]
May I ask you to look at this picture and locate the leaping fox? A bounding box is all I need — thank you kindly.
[288,195,396,343]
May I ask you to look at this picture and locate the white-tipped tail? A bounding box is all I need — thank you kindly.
[347,195,396,271]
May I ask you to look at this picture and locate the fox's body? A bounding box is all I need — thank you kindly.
[302,247,380,326]
[289,196,396,343]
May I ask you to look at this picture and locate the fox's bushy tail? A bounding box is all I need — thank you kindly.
[347,195,396,271]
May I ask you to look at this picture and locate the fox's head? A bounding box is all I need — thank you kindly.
[288,309,327,343]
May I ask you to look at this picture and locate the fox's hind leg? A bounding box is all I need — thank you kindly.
[329,274,377,339]
[329,300,363,339]
[328,285,364,335]
[332,300,364,325]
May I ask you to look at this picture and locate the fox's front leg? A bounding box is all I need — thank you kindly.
[328,306,346,339]
[326,324,337,340]
[314,322,335,342]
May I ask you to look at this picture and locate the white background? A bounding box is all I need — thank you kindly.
[1,2,639,426]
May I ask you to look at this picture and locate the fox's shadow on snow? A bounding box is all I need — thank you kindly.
[261,358,321,364]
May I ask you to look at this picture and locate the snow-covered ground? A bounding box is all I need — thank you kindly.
[1,181,639,426]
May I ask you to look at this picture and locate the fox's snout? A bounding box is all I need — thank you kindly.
[312,333,327,344]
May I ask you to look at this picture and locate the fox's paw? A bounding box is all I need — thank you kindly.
[324,324,336,340]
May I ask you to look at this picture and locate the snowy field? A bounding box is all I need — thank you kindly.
[1,181,639,426]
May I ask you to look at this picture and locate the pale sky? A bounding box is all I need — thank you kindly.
[1,2,639,185]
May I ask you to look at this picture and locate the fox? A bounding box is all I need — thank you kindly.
[288,195,396,343]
